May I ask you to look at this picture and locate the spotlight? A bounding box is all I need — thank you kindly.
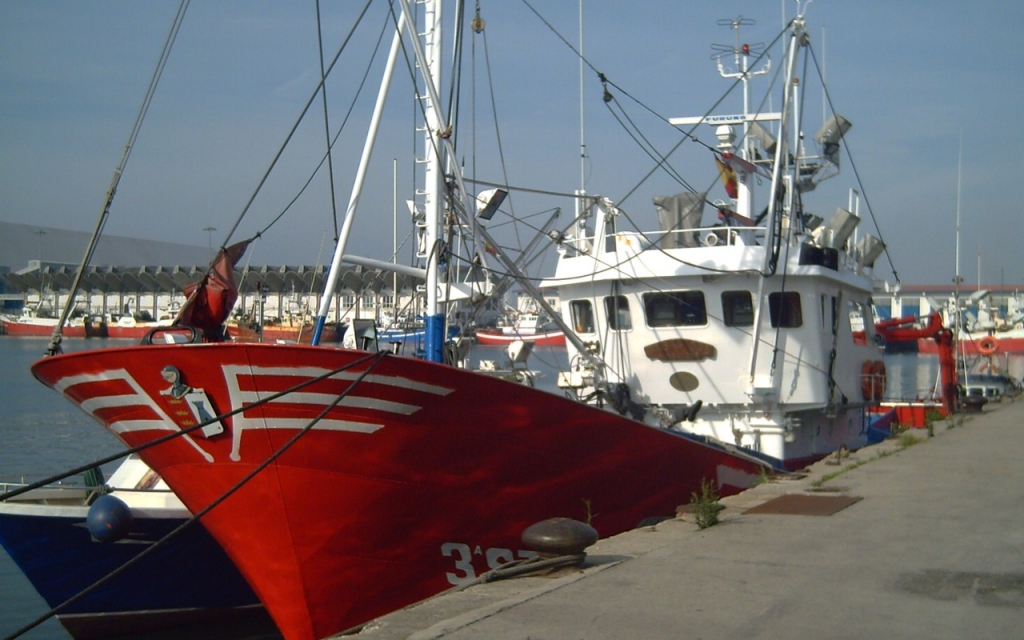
[476,188,508,220]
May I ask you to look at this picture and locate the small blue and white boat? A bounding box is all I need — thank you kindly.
[0,456,275,639]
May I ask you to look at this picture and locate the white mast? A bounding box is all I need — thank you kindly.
[395,0,449,361]
[745,15,803,390]
[421,0,443,330]
[312,10,408,344]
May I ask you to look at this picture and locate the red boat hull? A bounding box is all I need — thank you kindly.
[474,329,566,347]
[32,344,765,640]
[2,320,84,338]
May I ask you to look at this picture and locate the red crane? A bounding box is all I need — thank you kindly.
[874,312,958,414]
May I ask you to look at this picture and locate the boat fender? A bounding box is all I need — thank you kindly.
[521,517,598,556]
[978,335,999,356]
[87,494,134,543]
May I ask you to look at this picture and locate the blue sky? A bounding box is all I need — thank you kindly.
[2,1,1022,287]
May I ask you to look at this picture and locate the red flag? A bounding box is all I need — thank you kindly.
[715,156,738,199]
[177,240,249,335]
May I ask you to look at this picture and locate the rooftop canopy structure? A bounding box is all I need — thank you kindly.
[0,264,421,297]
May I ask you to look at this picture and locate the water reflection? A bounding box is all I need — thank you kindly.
[883,353,940,401]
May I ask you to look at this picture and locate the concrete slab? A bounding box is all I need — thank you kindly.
[340,399,1024,640]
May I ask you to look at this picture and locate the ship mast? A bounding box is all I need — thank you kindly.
[311,10,409,345]
[669,17,774,221]
[311,0,450,362]
[744,15,804,395]
[416,0,446,362]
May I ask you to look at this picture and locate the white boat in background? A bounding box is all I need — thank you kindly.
[546,13,890,469]
[917,291,1024,356]
[475,309,565,346]
[1,306,105,338]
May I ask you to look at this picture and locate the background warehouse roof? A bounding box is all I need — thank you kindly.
[0,221,213,270]
[0,221,418,295]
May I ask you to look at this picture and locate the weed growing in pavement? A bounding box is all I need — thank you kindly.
[689,478,723,530]
[899,432,920,448]
[753,465,773,486]
[811,433,923,488]
[947,411,966,430]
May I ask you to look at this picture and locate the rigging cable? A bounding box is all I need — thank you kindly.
[258,9,393,238]
[477,12,521,248]
[258,9,393,239]
[447,0,467,150]
[221,0,375,247]
[315,0,341,241]
[806,42,900,285]
[601,93,694,190]
[519,0,791,217]
[601,26,790,209]
[44,0,191,357]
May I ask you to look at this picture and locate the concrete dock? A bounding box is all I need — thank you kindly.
[346,398,1024,639]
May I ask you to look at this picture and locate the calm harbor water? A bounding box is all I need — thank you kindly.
[0,335,938,639]
[1,337,131,640]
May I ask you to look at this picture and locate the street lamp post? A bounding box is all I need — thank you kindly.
[34,229,48,310]
[203,226,216,259]
[35,229,45,269]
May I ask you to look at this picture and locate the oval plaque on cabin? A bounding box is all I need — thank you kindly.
[643,338,716,362]
[669,371,700,392]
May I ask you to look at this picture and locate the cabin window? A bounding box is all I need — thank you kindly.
[643,291,707,327]
[570,300,596,334]
[604,295,632,330]
[721,291,754,327]
[768,291,802,328]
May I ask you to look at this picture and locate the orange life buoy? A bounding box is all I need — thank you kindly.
[978,335,999,356]
[871,360,886,401]
[861,361,874,401]
[861,359,886,402]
